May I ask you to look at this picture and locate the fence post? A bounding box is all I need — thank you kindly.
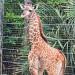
[0,0,3,74]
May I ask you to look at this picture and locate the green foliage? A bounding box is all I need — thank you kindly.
[32,0,72,4]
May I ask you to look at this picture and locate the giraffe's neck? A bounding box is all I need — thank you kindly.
[29,12,48,45]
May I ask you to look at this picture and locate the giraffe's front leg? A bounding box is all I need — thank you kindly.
[28,51,39,75]
[29,58,39,75]
[38,68,44,75]
[29,66,38,75]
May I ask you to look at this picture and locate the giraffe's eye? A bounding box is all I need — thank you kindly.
[29,10,32,12]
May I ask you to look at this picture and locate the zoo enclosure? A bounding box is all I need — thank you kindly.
[1,0,75,75]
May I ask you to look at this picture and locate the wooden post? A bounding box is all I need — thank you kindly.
[24,0,32,46]
[0,0,3,74]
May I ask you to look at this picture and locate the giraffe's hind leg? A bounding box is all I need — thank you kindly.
[46,62,64,75]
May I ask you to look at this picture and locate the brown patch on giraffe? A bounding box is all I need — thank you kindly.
[33,24,37,26]
[29,30,32,33]
[33,28,37,32]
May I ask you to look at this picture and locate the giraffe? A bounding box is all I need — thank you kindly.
[19,2,66,75]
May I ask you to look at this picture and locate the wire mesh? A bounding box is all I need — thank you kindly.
[2,0,75,75]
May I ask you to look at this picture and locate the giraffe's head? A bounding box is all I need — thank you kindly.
[19,3,39,18]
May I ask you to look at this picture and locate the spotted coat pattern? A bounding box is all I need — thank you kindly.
[28,12,66,75]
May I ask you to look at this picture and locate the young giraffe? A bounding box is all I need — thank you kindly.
[19,2,66,75]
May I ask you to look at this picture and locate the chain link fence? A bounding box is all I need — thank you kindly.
[1,0,75,75]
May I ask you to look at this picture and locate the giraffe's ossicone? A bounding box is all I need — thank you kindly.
[19,2,66,75]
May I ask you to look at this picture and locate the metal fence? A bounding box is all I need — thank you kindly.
[1,0,75,75]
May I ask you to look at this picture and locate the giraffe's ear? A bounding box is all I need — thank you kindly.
[33,4,39,10]
[19,4,25,10]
